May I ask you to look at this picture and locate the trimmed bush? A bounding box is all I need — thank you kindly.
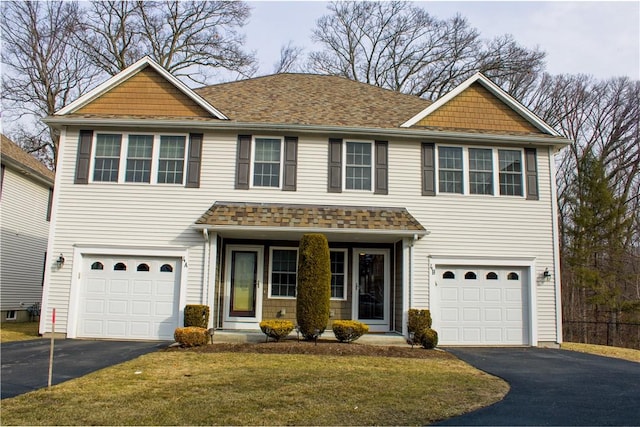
[184,305,210,328]
[419,328,439,349]
[296,233,331,340]
[174,326,209,347]
[408,309,432,333]
[332,320,369,343]
[260,320,295,342]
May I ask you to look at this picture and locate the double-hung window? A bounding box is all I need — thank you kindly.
[498,149,523,196]
[93,134,122,182]
[158,136,186,184]
[253,138,282,188]
[270,248,297,298]
[438,146,463,194]
[125,135,153,183]
[469,148,493,195]
[345,141,372,190]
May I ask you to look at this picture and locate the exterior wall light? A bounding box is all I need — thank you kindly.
[543,268,551,280]
[56,254,65,268]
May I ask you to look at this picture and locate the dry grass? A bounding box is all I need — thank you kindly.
[1,350,508,426]
[561,342,640,363]
[0,321,40,343]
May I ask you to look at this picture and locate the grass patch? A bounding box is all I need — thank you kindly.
[1,351,508,426]
[561,342,640,363]
[0,322,40,343]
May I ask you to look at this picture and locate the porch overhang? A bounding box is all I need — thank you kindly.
[193,202,428,244]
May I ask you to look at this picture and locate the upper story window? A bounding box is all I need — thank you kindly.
[438,146,463,194]
[158,136,186,184]
[252,137,282,188]
[498,150,523,196]
[126,135,153,183]
[93,134,122,182]
[91,132,187,185]
[432,145,530,197]
[345,141,372,191]
[469,148,493,195]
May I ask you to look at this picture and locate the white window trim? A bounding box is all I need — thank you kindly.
[249,136,284,189]
[5,310,17,320]
[342,139,375,192]
[330,249,348,301]
[268,247,298,300]
[435,145,526,198]
[89,132,188,185]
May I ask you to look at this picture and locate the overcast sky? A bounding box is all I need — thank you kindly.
[243,1,640,80]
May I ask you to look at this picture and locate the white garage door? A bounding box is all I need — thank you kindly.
[78,256,181,340]
[434,266,528,345]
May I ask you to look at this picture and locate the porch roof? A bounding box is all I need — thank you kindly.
[194,202,427,243]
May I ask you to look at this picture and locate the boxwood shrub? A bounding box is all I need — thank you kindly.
[332,320,369,343]
[174,326,209,347]
[419,328,439,349]
[296,233,331,340]
[184,305,210,328]
[260,320,295,342]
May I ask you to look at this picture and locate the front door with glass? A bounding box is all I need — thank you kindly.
[353,249,389,332]
[225,245,263,328]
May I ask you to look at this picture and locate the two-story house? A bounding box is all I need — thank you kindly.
[40,57,569,346]
[1,134,54,322]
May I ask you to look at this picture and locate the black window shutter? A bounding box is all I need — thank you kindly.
[186,133,203,188]
[75,130,94,184]
[421,142,436,196]
[525,147,539,200]
[235,135,252,189]
[283,136,298,191]
[374,140,388,194]
[328,138,343,193]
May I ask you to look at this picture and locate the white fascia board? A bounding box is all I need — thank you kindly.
[401,73,561,137]
[192,224,429,238]
[55,56,228,120]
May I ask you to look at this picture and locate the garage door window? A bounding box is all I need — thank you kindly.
[486,272,498,280]
[114,262,127,271]
[464,272,477,279]
[442,271,455,279]
[161,264,173,272]
[137,263,150,272]
[91,262,104,270]
[508,272,519,280]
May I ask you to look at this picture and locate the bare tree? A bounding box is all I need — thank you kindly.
[78,0,257,83]
[0,0,101,168]
[307,1,546,100]
[273,41,305,74]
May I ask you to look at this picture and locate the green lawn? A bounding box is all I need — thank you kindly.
[1,351,508,426]
[0,321,40,342]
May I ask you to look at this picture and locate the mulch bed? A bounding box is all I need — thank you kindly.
[166,339,454,360]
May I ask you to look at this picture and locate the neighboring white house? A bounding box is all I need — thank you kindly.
[1,134,54,322]
[41,57,569,346]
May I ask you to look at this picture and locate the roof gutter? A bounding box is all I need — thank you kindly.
[43,116,572,149]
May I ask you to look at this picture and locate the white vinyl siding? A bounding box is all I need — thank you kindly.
[0,167,51,312]
[43,128,559,343]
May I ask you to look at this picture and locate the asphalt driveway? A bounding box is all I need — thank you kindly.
[437,347,640,426]
[1,339,165,399]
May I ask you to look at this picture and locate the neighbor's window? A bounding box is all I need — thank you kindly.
[345,141,372,190]
[499,150,523,196]
[93,134,122,182]
[469,148,493,195]
[330,250,347,299]
[157,136,186,184]
[125,135,153,183]
[270,249,297,297]
[253,138,282,187]
[438,146,463,193]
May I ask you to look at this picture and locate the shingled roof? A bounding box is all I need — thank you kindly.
[1,134,54,186]
[196,202,426,234]
[195,73,431,129]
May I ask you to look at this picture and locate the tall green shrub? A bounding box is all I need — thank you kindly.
[296,233,331,340]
